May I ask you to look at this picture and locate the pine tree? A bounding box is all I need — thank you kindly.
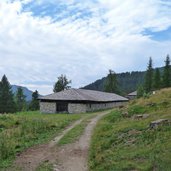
[104,70,119,93]
[162,55,171,88]
[29,90,39,111]
[137,85,144,98]
[53,74,71,92]
[0,75,16,113]
[153,68,161,90]
[144,57,153,93]
[16,87,26,111]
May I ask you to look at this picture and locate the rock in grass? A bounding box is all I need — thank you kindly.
[122,112,129,118]
[133,114,143,120]
[132,114,150,120]
[150,119,170,129]
[146,102,156,107]
[142,114,150,119]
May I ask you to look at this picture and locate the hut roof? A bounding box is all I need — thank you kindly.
[39,89,128,102]
[128,91,137,96]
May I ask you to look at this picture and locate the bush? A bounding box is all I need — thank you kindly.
[104,110,122,123]
[128,105,146,116]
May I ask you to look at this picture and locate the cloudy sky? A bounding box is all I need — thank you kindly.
[0,0,171,94]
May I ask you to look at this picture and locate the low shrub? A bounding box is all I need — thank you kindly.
[128,105,146,116]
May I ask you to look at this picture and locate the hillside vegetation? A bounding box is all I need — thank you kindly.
[83,67,166,94]
[89,88,171,171]
[84,71,145,94]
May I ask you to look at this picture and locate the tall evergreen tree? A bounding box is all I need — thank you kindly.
[29,90,39,111]
[144,57,153,93]
[137,85,144,98]
[153,68,161,90]
[16,87,26,111]
[0,75,16,113]
[162,55,171,88]
[104,70,119,93]
[53,74,71,92]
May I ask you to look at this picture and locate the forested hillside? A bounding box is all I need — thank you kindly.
[83,67,164,94]
[83,71,145,94]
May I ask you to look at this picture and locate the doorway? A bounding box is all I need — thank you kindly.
[56,102,68,113]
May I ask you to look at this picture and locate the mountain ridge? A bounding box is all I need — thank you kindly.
[83,67,164,94]
[11,85,33,101]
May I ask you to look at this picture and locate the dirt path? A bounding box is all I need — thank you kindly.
[12,110,111,171]
[53,110,110,171]
[13,119,84,171]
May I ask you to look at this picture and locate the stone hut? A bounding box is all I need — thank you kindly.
[127,91,137,100]
[39,89,128,114]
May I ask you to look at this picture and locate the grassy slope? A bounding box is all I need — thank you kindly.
[0,111,86,168]
[89,88,171,171]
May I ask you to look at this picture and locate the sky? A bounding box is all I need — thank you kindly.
[0,0,171,95]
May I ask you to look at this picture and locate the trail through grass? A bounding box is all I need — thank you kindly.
[0,111,85,168]
[58,114,97,145]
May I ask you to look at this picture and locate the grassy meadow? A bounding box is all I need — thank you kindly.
[89,88,171,171]
[0,111,86,168]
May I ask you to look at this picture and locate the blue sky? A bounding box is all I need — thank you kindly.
[0,0,171,94]
[143,27,171,41]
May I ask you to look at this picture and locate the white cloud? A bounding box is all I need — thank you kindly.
[0,0,171,94]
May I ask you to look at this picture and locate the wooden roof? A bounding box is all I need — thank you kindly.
[39,89,128,102]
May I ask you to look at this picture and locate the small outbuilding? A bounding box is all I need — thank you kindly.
[127,91,137,100]
[39,89,128,114]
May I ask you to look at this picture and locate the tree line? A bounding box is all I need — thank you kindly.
[53,54,171,96]
[0,75,39,113]
[83,70,145,94]
[99,54,171,97]
[137,55,171,97]
[2,54,168,114]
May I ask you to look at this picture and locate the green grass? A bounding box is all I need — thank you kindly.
[0,111,86,168]
[36,161,53,171]
[58,114,97,145]
[89,88,171,171]
[58,123,86,145]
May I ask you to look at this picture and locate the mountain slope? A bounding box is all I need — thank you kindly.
[84,71,145,94]
[11,85,33,101]
[84,67,164,94]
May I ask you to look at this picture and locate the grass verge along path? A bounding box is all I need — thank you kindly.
[0,111,84,169]
[89,89,171,171]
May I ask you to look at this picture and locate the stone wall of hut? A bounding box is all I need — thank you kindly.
[68,103,87,113]
[85,101,126,112]
[40,102,56,113]
[40,101,127,114]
